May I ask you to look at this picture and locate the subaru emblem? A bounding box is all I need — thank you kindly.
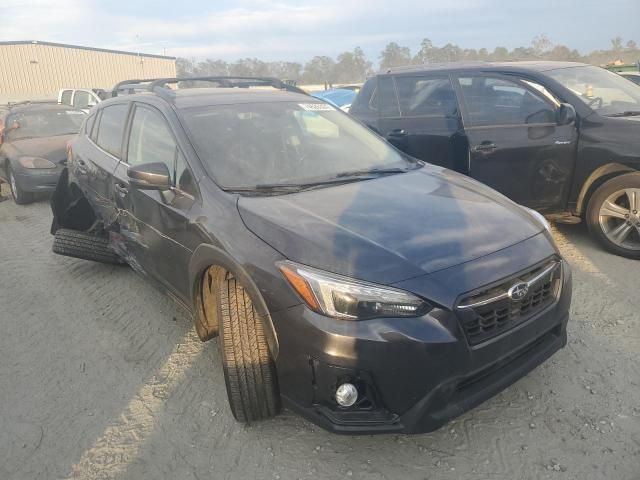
[508,282,529,301]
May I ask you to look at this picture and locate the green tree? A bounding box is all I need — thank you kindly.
[195,59,229,76]
[379,42,412,70]
[491,46,509,61]
[333,47,372,83]
[531,34,553,56]
[413,38,435,64]
[611,37,624,51]
[176,57,196,77]
[302,56,336,84]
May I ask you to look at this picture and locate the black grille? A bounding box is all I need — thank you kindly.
[457,260,562,346]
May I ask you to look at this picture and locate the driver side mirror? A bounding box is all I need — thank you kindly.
[128,162,171,191]
[557,103,576,126]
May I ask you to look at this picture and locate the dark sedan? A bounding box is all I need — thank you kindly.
[0,103,85,204]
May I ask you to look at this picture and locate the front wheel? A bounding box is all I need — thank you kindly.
[8,167,34,205]
[217,273,281,422]
[586,173,640,259]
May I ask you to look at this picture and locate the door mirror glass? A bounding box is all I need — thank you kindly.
[128,162,171,191]
[557,103,576,126]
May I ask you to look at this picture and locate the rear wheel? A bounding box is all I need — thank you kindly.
[52,228,123,264]
[586,173,640,259]
[8,167,34,205]
[216,273,280,422]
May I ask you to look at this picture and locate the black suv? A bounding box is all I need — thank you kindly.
[51,77,571,434]
[351,62,640,259]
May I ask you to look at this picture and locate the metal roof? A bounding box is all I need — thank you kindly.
[0,40,176,60]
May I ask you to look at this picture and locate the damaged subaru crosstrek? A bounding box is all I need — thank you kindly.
[51,76,572,434]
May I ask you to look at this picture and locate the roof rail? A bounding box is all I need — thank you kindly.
[382,61,490,74]
[146,76,308,96]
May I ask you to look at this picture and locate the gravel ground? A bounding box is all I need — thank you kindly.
[0,184,638,480]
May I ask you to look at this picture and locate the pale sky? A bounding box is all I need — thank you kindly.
[1,0,638,61]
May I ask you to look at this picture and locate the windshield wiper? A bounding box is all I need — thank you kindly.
[228,177,364,194]
[335,167,412,178]
[606,110,640,117]
[226,165,420,195]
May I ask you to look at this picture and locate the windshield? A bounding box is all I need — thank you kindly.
[547,66,640,116]
[181,101,413,189]
[5,109,86,141]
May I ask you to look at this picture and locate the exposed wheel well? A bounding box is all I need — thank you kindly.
[576,163,637,217]
[193,264,227,342]
[51,170,97,233]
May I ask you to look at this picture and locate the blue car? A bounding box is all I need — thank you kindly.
[311,89,357,112]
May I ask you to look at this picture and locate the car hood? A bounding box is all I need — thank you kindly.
[8,134,76,163]
[238,166,544,284]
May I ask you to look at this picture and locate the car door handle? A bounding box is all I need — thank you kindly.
[387,129,408,138]
[114,183,128,196]
[472,142,497,153]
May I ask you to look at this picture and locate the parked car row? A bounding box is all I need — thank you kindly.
[1,63,637,435]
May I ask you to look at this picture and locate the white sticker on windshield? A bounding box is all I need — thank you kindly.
[299,103,335,111]
[66,111,85,115]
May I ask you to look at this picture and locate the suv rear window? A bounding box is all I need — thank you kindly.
[95,104,129,158]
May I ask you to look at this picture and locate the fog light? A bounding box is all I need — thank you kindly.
[335,383,358,407]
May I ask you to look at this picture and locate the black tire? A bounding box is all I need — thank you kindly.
[52,228,123,264]
[217,274,280,422]
[8,167,34,205]
[586,172,640,259]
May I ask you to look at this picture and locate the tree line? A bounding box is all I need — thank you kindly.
[177,36,640,85]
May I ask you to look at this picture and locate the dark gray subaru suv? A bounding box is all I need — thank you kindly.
[51,77,572,434]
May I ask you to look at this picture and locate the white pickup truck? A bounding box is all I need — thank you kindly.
[57,88,108,113]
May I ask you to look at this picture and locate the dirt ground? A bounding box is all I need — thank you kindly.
[0,184,638,480]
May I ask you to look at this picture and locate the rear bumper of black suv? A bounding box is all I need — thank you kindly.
[273,261,572,435]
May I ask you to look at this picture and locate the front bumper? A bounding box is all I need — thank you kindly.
[272,261,572,435]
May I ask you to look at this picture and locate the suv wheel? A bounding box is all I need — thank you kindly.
[586,173,640,259]
[8,167,34,205]
[217,273,280,422]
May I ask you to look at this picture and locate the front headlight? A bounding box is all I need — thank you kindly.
[524,207,551,233]
[278,261,432,320]
[19,156,56,169]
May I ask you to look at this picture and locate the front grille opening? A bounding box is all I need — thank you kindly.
[457,259,562,346]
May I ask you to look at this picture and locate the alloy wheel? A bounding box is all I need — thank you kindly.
[598,188,640,250]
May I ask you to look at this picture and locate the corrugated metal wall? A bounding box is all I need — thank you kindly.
[0,42,176,102]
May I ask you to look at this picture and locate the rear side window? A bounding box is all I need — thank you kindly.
[60,90,72,105]
[395,76,458,117]
[458,76,556,127]
[350,78,377,115]
[378,76,400,117]
[95,104,129,158]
